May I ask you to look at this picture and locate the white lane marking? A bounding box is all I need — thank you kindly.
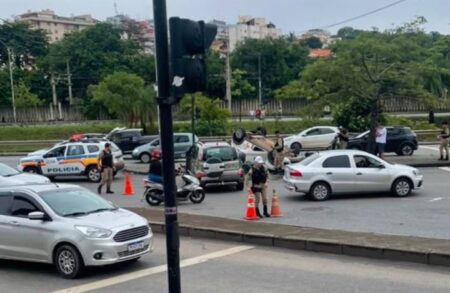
[420,146,440,152]
[439,167,450,172]
[429,197,443,202]
[53,245,253,293]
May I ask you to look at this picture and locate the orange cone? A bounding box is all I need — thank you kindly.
[270,189,282,217]
[122,172,135,196]
[244,189,259,221]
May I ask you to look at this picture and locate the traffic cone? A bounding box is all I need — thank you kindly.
[270,189,282,217]
[244,189,259,221]
[122,172,135,196]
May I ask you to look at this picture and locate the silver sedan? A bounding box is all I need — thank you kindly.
[283,150,423,201]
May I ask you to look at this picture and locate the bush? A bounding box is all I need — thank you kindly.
[333,97,384,132]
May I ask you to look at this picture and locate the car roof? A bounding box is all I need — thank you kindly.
[200,141,231,148]
[0,183,82,194]
[316,150,379,156]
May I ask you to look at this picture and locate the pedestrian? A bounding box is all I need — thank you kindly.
[338,127,349,149]
[375,122,387,159]
[97,143,114,194]
[245,156,270,218]
[438,121,450,161]
[148,149,163,183]
[273,130,284,173]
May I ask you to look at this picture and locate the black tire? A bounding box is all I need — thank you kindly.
[309,182,331,201]
[86,165,101,183]
[236,182,244,191]
[140,152,151,164]
[232,128,246,145]
[291,142,302,155]
[54,244,84,279]
[23,166,39,174]
[391,177,412,197]
[189,190,205,204]
[145,189,163,206]
[397,144,414,156]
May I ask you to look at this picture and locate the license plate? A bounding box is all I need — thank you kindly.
[128,241,145,251]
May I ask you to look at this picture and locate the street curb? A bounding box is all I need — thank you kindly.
[132,211,450,268]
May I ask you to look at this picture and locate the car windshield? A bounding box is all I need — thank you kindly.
[203,147,237,162]
[0,163,20,177]
[299,153,321,166]
[39,188,117,217]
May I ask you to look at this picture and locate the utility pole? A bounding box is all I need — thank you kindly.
[191,95,195,148]
[51,74,57,107]
[225,43,232,113]
[152,1,181,292]
[258,54,262,107]
[66,60,73,105]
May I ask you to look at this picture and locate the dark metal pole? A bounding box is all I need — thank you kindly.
[152,1,181,292]
[191,95,195,148]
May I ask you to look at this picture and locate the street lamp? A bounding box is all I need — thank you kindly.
[0,39,16,123]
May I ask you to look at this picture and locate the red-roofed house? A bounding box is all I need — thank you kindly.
[309,48,332,58]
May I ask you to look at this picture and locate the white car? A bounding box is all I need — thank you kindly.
[283,150,423,201]
[0,163,50,185]
[284,126,339,152]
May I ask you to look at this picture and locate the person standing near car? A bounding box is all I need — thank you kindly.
[273,130,284,173]
[376,122,387,159]
[245,156,270,218]
[148,149,163,183]
[97,143,114,194]
[438,121,450,161]
[338,128,349,149]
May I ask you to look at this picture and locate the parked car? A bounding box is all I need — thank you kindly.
[18,141,124,182]
[106,128,158,154]
[284,126,339,153]
[0,163,50,185]
[132,133,199,163]
[187,142,245,190]
[0,184,153,278]
[347,126,418,156]
[283,150,423,201]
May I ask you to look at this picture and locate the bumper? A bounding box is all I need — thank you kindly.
[132,152,140,160]
[413,175,423,189]
[80,232,153,266]
[200,175,244,187]
[283,176,311,193]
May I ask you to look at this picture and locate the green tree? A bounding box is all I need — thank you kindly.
[14,82,42,108]
[89,72,157,132]
[300,36,323,49]
[336,27,363,40]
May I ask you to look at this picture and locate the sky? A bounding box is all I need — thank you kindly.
[1,0,449,35]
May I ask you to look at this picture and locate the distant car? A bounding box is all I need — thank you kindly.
[187,142,244,190]
[132,133,199,163]
[0,163,50,185]
[347,126,418,156]
[106,128,158,154]
[0,184,153,279]
[283,150,423,201]
[283,126,339,153]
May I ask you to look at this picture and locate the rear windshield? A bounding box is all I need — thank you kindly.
[203,147,237,162]
[299,153,321,166]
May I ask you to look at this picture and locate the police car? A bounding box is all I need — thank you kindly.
[18,140,124,182]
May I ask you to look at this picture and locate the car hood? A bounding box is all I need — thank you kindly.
[20,155,44,163]
[70,208,148,230]
[134,143,152,152]
[28,149,48,156]
[0,173,50,185]
[389,163,416,171]
[284,136,295,142]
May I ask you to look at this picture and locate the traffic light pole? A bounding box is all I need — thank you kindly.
[152,1,181,292]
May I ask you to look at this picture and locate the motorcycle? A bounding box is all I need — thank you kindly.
[143,173,205,206]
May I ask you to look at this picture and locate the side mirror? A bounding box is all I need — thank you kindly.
[28,211,45,221]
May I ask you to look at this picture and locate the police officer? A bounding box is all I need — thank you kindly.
[245,156,270,218]
[273,130,284,173]
[97,143,114,194]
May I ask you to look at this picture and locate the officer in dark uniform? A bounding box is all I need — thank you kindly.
[97,143,114,194]
[246,156,270,218]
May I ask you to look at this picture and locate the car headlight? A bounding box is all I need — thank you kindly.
[75,225,112,238]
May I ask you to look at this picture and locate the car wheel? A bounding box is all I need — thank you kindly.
[291,142,302,155]
[23,166,39,174]
[86,166,101,183]
[189,190,206,204]
[309,182,331,201]
[392,178,412,197]
[140,152,151,164]
[54,245,84,279]
[398,144,414,156]
[145,189,163,206]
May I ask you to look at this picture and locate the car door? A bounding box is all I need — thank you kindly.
[352,155,391,192]
[0,191,13,258]
[2,194,51,262]
[41,146,67,176]
[300,128,321,148]
[317,128,337,148]
[321,155,354,193]
[385,128,400,153]
[174,135,191,159]
[64,145,87,175]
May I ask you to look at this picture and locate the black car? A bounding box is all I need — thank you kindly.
[347,126,418,156]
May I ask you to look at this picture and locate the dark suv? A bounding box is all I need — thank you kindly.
[347,126,418,156]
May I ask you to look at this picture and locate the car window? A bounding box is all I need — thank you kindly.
[320,128,335,135]
[0,192,12,215]
[87,145,100,153]
[322,155,351,168]
[10,196,39,218]
[299,153,321,166]
[0,163,20,176]
[354,155,383,168]
[176,135,189,143]
[46,146,66,158]
[67,145,85,156]
[305,128,321,136]
[387,128,399,136]
[203,147,237,162]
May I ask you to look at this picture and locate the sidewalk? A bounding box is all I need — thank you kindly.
[130,208,450,267]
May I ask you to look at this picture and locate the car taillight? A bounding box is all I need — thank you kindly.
[290,170,302,177]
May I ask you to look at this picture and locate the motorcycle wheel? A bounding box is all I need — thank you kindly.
[189,190,205,204]
[145,190,163,206]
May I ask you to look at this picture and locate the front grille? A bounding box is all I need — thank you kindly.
[118,245,149,258]
[113,226,149,242]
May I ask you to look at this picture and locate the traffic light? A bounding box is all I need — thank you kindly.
[169,17,217,103]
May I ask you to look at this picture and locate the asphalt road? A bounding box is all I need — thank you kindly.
[2,145,450,239]
[1,234,449,293]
